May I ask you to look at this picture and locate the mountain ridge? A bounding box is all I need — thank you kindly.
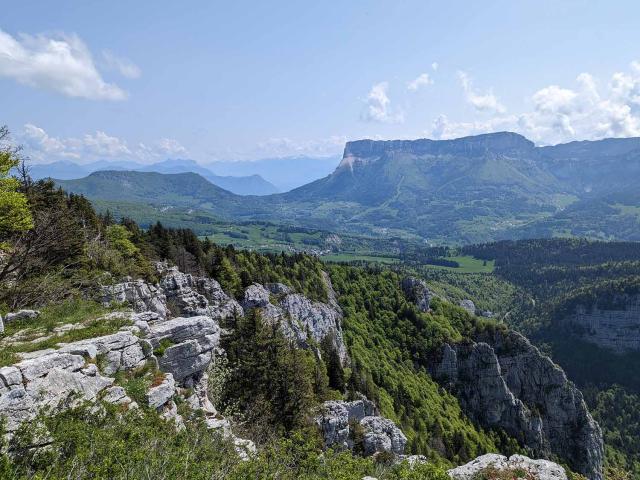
[54,132,640,244]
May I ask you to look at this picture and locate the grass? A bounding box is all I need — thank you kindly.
[153,338,175,357]
[423,255,495,274]
[2,298,118,337]
[0,298,129,367]
[113,360,163,405]
[613,203,640,219]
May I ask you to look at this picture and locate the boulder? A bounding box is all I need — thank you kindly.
[145,373,176,409]
[148,316,221,384]
[4,309,40,324]
[360,416,407,456]
[448,454,568,480]
[316,398,406,457]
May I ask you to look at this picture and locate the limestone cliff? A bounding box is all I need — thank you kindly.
[560,293,640,353]
[431,329,603,480]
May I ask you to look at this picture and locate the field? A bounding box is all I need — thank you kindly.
[423,255,495,273]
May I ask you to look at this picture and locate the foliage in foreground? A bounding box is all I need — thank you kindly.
[0,404,450,480]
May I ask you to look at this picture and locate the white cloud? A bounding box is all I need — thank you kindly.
[21,124,188,163]
[431,61,640,144]
[101,50,141,79]
[0,28,127,100]
[361,82,404,124]
[136,138,189,160]
[254,135,347,158]
[431,62,439,71]
[407,73,433,91]
[457,71,506,114]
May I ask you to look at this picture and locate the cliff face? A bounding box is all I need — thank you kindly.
[0,264,348,459]
[431,329,603,480]
[560,294,640,353]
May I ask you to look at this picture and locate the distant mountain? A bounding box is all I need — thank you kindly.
[55,171,256,213]
[136,159,279,195]
[204,156,340,192]
[53,133,640,244]
[30,159,279,196]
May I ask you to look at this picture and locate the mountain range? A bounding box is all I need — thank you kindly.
[55,132,640,244]
[31,158,279,196]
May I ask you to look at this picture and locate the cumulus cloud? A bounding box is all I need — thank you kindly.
[101,50,141,79]
[431,61,640,144]
[136,138,189,161]
[0,28,128,100]
[457,71,506,114]
[361,82,404,123]
[431,62,439,71]
[407,73,433,91]
[21,124,188,163]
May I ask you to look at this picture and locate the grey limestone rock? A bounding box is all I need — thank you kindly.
[101,280,168,319]
[4,309,40,324]
[147,315,221,384]
[241,278,348,366]
[431,330,603,480]
[448,454,568,480]
[459,299,476,315]
[146,373,176,409]
[401,277,434,312]
[316,398,406,456]
[560,294,640,353]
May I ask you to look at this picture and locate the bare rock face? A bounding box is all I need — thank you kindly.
[459,299,476,316]
[560,294,640,353]
[0,323,151,433]
[448,454,568,480]
[147,315,221,385]
[4,309,40,324]
[101,280,168,319]
[160,267,242,322]
[401,277,434,312]
[431,330,603,480]
[241,279,348,365]
[315,398,407,456]
[101,266,242,324]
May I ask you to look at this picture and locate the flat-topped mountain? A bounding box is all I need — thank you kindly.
[55,132,640,243]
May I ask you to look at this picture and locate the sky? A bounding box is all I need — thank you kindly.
[2,0,640,165]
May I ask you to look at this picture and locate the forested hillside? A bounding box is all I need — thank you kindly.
[0,145,604,479]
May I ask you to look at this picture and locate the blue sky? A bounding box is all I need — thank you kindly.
[2,1,640,165]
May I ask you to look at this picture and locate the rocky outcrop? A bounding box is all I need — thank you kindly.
[147,315,221,386]
[241,276,348,365]
[101,280,168,319]
[448,454,568,480]
[560,294,640,353]
[315,398,407,456]
[101,266,241,324]
[0,318,148,433]
[4,309,40,324]
[401,277,434,312]
[431,330,603,480]
[160,267,242,321]
[459,299,476,316]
